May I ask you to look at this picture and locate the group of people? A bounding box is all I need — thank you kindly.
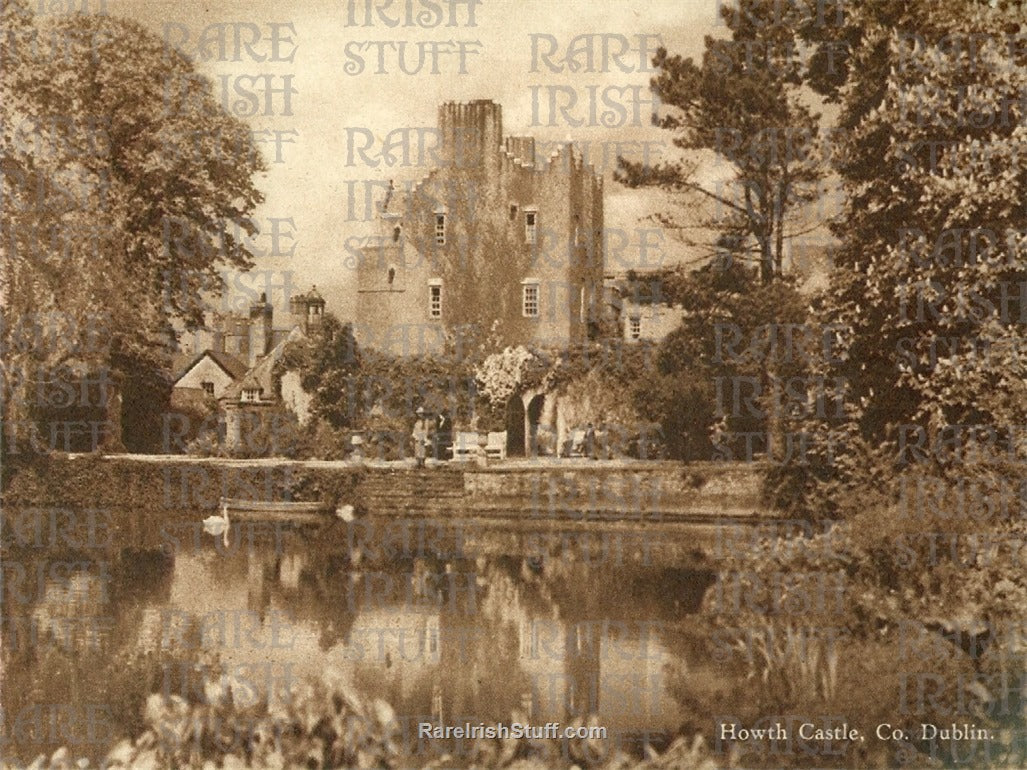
[411,407,453,467]
[565,422,601,459]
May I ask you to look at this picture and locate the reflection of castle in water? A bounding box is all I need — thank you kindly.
[170,534,711,739]
[6,525,714,761]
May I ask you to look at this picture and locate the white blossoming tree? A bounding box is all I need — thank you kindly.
[474,346,540,408]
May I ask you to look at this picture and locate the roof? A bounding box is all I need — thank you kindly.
[271,328,294,347]
[292,286,325,304]
[172,349,248,384]
[222,326,305,402]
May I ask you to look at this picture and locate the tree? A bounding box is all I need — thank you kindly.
[277,315,361,430]
[799,0,1027,461]
[1,2,266,451]
[637,261,808,460]
[616,0,825,282]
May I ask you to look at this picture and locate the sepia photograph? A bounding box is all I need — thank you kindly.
[3,0,1027,767]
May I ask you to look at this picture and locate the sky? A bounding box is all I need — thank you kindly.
[58,0,724,319]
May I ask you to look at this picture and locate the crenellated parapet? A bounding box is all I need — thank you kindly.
[354,99,606,353]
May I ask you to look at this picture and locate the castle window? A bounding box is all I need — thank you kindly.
[242,386,261,403]
[388,268,395,286]
[435,213,446,245]
[629,317,641,340]
[201,381,215,397]
[429,280,442,319]
[509,203,518,220]
[393,226,401,243]
[524,211,537,244]
[522,282,540,318]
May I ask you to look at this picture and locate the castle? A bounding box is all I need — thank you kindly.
[353,100,605,355]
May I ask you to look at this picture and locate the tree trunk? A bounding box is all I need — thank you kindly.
[774,179,786,279]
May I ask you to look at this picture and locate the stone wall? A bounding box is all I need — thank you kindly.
[461,462,769,518]
[354,100,604,355]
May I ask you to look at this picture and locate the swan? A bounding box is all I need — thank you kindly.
[335,504,356,523]
[203,501,230,542]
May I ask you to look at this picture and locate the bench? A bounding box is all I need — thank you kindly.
[562,429,587,457]
[451,431,482,462]
[485,431,507,461]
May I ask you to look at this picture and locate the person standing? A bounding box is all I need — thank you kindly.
[584,422,597,460]
[413,407,431,468]
[435,411,452,461]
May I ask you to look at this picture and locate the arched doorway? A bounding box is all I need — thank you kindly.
[506,396,525,457]
[526,394,544,457]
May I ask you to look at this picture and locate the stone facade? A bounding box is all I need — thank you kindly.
[620,298,686,343]
[354,100,604,356]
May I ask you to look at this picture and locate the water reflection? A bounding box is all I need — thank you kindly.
[1,513,716,763]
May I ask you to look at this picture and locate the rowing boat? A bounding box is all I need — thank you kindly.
[218,497,332,523]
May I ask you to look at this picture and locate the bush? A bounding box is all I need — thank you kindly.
[6,669,734,770]
[707,456,1027,767]
[225,407,307,459]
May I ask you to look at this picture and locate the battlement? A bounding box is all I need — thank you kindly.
[355,99,605,354]
[433,100,600,184]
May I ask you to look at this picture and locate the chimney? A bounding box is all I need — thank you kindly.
[248,292,273,365]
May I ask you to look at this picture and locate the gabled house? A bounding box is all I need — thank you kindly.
[171,287,324,450]
[169,349,249,413]
[221,324,311,450]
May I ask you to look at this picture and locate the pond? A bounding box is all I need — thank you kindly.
[0,509,722,765]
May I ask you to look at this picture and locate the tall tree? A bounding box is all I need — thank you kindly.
[799,0,1027,460]
[1,2,266,449]
[617,0,825,282]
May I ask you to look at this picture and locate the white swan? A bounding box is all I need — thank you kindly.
[203,501,230,545]
[335,504,355,522]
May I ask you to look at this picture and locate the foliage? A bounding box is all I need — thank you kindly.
[276,315,360,430]
[276,313,498,457]
[296,420,352,461]
[1,0,265,447]
[472,340,663,454]
[116,351,174,453]
[707,453,1027,767]
[794,0,1027,476]
[475,345,543,406]
[638,261,809,461]
[225,406,307,460]
[616,0,825,281]
[3,671,733,770]
[1,454,361,512]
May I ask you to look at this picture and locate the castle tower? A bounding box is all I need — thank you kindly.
[353,100,605,355]
[289,287,325,335]
[505,136,536,166]
[438,100,503,174]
